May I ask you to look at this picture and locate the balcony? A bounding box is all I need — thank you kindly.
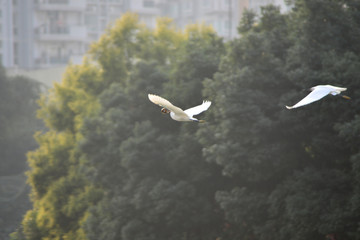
[36,0,86,11]
[204,7,229,15]
[154,0,166,6]
[49,56,69,64]
[203,2,230,15]
[130,1,160,15]
[37,25,87,42]
[35,53,86,67]
[107,0,124,5]
[134,7,160,16]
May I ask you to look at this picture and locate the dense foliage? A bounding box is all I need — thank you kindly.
[0,67,43,239]
[200,1,360,239]
[12,0,360,239]
[0,68,42,175]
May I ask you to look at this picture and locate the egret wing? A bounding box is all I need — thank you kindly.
[148,94,188,117]
[286,88,331,109]
[184,101,211,117]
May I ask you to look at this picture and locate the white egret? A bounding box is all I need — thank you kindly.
[148,94,211,122]
[286,85,350,109]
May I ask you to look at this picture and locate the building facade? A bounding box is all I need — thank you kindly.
[0,0,290,70]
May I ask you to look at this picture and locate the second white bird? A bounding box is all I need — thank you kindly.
[286,85,350,109]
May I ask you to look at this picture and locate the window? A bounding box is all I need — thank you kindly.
[101,6,106,16]
[203,0,213,8]
[13,13,17,25]
[13,43,18,65]
[49,0,68,4]
[185,0,192,12]
[101,19,107,29]
[85,15,97,25]
[169,4,178,17]
[110,6,121,13]
[216,20,221,32]
[143,0,154,8]
[86,5,97,12]
[224,20,230,30]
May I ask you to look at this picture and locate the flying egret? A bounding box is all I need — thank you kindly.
[148,94,211,122]
[286,85,350,109]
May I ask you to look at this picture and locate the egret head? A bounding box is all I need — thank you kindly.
[161,108,170,114]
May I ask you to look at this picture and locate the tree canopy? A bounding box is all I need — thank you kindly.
[200,1,360,239]
[11,1,360,239]
[0,67,43,239]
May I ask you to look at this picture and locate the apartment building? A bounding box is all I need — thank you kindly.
[0,0,88,69]
[0,0,290,70]
[34,0,88,68]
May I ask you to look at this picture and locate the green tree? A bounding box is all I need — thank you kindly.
[14,13,226,240]
[0,67,43,240]
[81,18,226,240]
[199,1,360,239]
[13,61,104,240]
[15,2,360,239]
[0,71,43,175]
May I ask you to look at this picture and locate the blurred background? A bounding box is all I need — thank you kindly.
[2,1,360,240]
[2,0,290,86]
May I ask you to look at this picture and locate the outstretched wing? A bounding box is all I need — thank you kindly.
[148,94,188,117]
[184,100,212,117]
[286,88,331,109]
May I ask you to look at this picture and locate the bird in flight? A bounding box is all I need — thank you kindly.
[148,94,211,122]
[286,85,350,109]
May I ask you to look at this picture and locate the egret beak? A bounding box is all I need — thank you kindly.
[199,120,206,123]
[342,95,351,100]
